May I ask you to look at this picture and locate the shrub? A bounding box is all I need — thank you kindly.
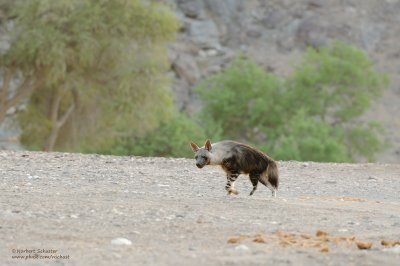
[195,42,388,162]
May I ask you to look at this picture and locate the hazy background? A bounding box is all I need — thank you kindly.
[0,0,399,163]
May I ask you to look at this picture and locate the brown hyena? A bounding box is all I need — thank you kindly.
[190,140,279,197]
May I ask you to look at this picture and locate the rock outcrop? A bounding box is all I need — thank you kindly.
[167,0,400,162]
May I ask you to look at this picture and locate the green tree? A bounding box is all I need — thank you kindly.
[288,41,387,123]
[195,56,285,141]
[270,109,351,162]
[195,42,389,162]
[0,0,178,151]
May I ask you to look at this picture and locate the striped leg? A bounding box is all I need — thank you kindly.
[225,172,239,195]
[249,173,259,196]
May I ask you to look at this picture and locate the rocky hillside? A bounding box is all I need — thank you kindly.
[1,0,400,163]
[166,0,400,163]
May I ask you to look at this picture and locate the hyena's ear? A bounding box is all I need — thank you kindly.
[190,142,200,152]
[204,139,212,151]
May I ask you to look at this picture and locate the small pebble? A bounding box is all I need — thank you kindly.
[111,238,132,246]
[235,244,250,251]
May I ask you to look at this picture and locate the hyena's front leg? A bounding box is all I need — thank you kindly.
[225,172,239,195]
[249,173,259,196]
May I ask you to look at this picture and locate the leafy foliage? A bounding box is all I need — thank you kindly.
[195,57,285,140]
[2,0,179,150]
[85,112,206,158]
[288,41,388,123]
[267,110,351,162]
[195,42,388,162]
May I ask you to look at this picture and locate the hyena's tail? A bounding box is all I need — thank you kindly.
[266,160,279,189]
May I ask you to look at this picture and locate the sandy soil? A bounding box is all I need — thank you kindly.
[0,151,399,266]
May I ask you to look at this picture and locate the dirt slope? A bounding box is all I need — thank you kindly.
[0,151,399,265]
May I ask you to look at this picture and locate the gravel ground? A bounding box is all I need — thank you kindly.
[0,151,399,266]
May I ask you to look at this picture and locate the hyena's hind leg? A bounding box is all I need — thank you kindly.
[259,178,277,198]
[249,173,259,196]
[226,172,239,195]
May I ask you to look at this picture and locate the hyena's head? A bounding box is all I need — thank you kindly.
[190,139,212,169]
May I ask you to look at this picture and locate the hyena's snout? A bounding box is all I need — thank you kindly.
[195,158,208,168]
[196,162,204,168]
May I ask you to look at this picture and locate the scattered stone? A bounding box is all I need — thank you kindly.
[321,197,367,202]
[234,244,250,251]
[381,239,400,247]
[111,238,132,246]
[319,246,329,253]
[296,16,328,48]
[187,20,220,49]
[178,0,206,19]
[253,235,266,243]
[28,174,40,179]
[112,208,123,215]
[171,53,200,85]
[227,236,242,244]
[355,240,372,250]
[316,230,328,238]
[206,49,218,57]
